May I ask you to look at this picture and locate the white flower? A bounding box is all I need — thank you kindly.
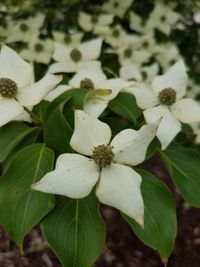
[120,62,159,84]
[68,68,135,117]
[145,2,180,35]
[20,35,54,64]
[78,12,114,32]
[102,0,133,18]
[32,110,158,226]
[155,43,182,71]
[123,61,200,149]
[0,44,62,127]
[52,30,83,46]
[48,38,103,73]
[129,11,148,34]
[6,13,45,43]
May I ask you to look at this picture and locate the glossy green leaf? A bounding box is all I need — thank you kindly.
[108,92,142,123]
[159,144,200,207]
[0,122,38,163]
[0,144,55,250]
[123,169,177,261]
[41,194,105,267]
[32,100,50,122]
[44,104,73,156]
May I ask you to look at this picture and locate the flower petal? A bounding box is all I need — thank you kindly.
[0,44,33,88]
[48,62,77,73]
[32,153,99,198]
[70,110,112,155]
[96,163,144,226]
[111,124,157,166]
[79,38,103,60]
[151,60,187,99]
[171,98,200,123]
[18,74,62,106]
[123,83,158,109]
[0,97,24,127]
[44,85,72,102]
[144,105,181,150]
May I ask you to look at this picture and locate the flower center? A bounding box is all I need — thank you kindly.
[80,78,94,90]
[124,48,132,58]
[34,43,44,52]
[141,71,147,80]
[113,1,119,8]
[0,78,18,98]
[160,15,166,22]
[91,15,98,24]
[143,41,149,48]
[112,29,120,38]
[64,34,71,44]
[70,48,82,62]
[92,144,114,168]
[159,88,176,105]
[20,23,29,32]
[169,59,176,66]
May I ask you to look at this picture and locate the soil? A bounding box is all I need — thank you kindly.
[0,156,200,267]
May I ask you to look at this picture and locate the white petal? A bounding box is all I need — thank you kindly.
[0,98,24,127]
[69,68,107,88]
[144,105,181,150]
[0,44,33,88]
[96,163,144,225]
[32,153,99,198]
[123,83,158,109]
[171,98,200,123]
[111,124,157,166]
[101,78,134,97]
[84,95,109,118]
[18,74,62,106]
[52,42,71,62]
[70,110,112,155]
[120,63,142,81]
[151,61,187,99]
[44,85,72,102]
[79,38,103,60]
[77,60,102,71]
[48,62,77,73]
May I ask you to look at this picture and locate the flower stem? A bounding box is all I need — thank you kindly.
[23,106,45,126]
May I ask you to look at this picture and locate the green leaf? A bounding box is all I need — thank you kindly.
[32,100,50,122]
[108,92,142,123]
[44,104,73,156]
[123,169,177,261]
[41,194,105,267]
[159,144,200,207]
[0,144,55,250]
[0,122,38,163]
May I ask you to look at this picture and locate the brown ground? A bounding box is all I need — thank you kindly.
[0,156,200,267]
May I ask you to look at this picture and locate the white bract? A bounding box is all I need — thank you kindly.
[0,44,62,126]
[6,13,45,43]
[49,38,103,73]
[78,12,114,32]
[146,2,180,35]
[124,61,200,149]
[102,0,133,18]
[20,35,54,64]
[32,110,158,226]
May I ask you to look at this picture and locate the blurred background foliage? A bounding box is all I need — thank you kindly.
[1,0,200,82]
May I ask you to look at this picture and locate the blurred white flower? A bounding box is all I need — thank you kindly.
[78,12,114,32]
[48,38,103,73]
[20,35,54,64]
[146,2,180,35]
[52,30,83,46]
[129,11,148,33]
[6,13,45,43]
[32,110,158,226]
[102,0,133,18]
[0,44,62,126]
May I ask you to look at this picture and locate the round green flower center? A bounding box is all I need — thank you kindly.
[64,34,71,44]
[160,15,166,22]
[20,23,29,32]
[92,144,114,168]
[91,15,98,24]
[112,29,120,38]
[0,78,18,98]
[141,71,147,80]
[143,41,149,48]
[113,1,119,8]
[169,59,176,66]
[124,48,132,58]
[159,88,176,105]
[80,78,94,90]
[34,43,44,52]
[70,48,82,62]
